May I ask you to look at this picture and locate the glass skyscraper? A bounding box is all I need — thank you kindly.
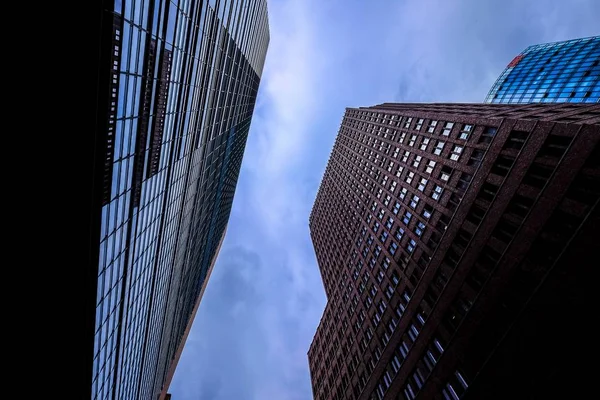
[88,1,269,399]
[485,36,599,103]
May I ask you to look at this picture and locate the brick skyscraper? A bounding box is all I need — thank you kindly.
[308,103,599,400]
[87,1,269,399]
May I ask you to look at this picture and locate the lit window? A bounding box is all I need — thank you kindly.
[407,239,416,253]
[386,216,394,229]
[389,242,398,255]
[403,210,412,225]
[442,122,454,136]
[395,166,404,178]
[393,201,401,215]
[425,160,436,174]
[449,145,463,161]
[440,166,452,182]
[399,188,408,200]
[402,151,410,163]
[409,135,417,147]
[395,226,405,240]
[427,120,438,133]
[415,221,426,237]
[410,194,420,209]
[432,185,443,201]
[434,141,445,156]
[404,117,413,129]
[460,124,473,140]
[418,177,428,192]
[405,171,415,184]
[420,137,430,151]
[413,155,422,168]
[415,118,424,130]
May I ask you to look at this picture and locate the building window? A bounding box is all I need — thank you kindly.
[400,188,408,200]
[491,155,515,177]
[504,130,529,151]
[440,165,452,182]
[402,151,410,163]
[407,239,417,253]
[386,216,394,229]
[449,145,463,161]
[404,117,413,129]
[459,124,473,140]
[427,120,438,133]
[422,204,433,219]
[389,242,398,255]
[421,137,430,151]
[478,126,498,144]
[380,231,389,243]
[413,155,422,168]
[409,135,417,147]
[415,221,426,237]
[468,149,485,167]
[406,171,415,184]
[382,257,391,270]
[442,122,454,136]
[416,118,424,130]
[418,177,428,192]
[403,210,413,225]
[434,141,445,155]
[432,185,443,201]
[393,201,401,215]
[395,226,405,240]
[410,194,420,209]
[425,160,436,174]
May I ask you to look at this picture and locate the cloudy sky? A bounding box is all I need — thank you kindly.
[170,0,599,399]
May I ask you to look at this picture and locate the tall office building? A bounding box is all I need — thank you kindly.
[485,36,599,103]
[87,1,269,399]
[308,103,599,400]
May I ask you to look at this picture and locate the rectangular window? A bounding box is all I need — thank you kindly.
[432,185,443,201]
[403,210,413,225]
[410,194,420,209]
[449,145,463,161]
[491,155,515,177]
[418,177,428,192]
[421,137,430,151]
[396,226,405,240]
[416,118,424,130]
[442,122,454,136]
[427,120,438,133]
[503,130,529,151]
[478,126,497,144]
[425,160,436,174]
[459,124,473,140]
[413,155,422,167]
[434,141,445,155]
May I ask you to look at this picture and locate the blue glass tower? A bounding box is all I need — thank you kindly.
[485,36,599,103]
[88,1,269,400]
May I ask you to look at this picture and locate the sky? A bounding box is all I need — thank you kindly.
[169,0,599,399]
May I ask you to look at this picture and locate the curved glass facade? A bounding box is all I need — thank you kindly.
[485,36,599,103]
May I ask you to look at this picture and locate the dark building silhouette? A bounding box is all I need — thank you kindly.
[87,1,269,400]
[308,103,599,400]
[485,36,599,103]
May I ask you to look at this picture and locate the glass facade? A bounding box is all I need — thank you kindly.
[92,1,269,400]
[485,36,599,103]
